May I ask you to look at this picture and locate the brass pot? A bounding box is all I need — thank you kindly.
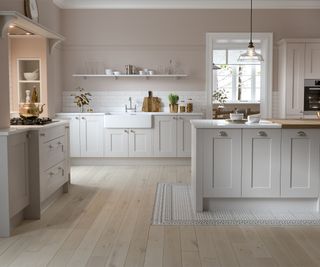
[19,103,45,119]
[169,104,179,113]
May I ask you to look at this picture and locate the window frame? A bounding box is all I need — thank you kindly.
[206,32,273,119]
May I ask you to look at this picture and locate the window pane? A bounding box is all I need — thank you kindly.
[213,49,261,103]
[213,50,226,65]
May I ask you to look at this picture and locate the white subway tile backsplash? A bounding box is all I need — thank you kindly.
[62,90,206,113]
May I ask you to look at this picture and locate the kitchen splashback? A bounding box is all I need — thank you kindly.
[62,90,206,113]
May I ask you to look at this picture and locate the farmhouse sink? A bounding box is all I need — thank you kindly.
[104,112,152,128]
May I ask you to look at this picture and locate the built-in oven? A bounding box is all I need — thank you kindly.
[304,79,320,115]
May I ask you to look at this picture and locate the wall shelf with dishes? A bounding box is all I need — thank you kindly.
[72,74,188,80]
[18,58,41,103]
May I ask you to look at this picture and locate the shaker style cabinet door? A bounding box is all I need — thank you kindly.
[305,43,320,79]
[285,43,305,117]
[203,129,241,197]
[104,129,129,157]
[177,115,202,157]
[128,129,153,157]
[281,129,320,198]
[79,115,104,157]
[153,116,177,157]
[242,129,281,197]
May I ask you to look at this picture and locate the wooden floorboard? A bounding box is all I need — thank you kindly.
[1,165,320,267]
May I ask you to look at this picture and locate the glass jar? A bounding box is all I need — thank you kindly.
[179,100,186,113]
[186,98,193,113]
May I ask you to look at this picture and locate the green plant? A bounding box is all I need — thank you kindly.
[213,88,228,104]
[168,93,179,105]
[71,87,92,108]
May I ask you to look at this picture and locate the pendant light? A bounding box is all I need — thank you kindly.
[238,0,264,62]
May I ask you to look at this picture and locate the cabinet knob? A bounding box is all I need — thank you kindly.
[297,131,306,136]
[124,130,129,133]
[257,131,267,137]
[172,117,176,120]
[81,117,85,120]
[130,130,135,133]
[65,126,70,129]
[218,131,227,137]
[75,117,79,120]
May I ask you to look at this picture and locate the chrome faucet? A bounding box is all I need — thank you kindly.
[125,97,137,112]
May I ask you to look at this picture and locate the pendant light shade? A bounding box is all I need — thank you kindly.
[238,0,264,62]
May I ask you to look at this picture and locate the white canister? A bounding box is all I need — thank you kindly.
[105,69,113,75]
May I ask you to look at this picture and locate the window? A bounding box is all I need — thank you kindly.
[213,49,261,103]
[206,33,273,118]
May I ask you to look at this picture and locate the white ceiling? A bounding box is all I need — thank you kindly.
[53,0,320,9]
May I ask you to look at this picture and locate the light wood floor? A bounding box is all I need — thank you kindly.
[1,166,320,267]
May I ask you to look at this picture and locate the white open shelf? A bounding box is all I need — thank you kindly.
[18,80,40,83]
[72,74,188,80]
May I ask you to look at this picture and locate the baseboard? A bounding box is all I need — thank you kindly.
[204,198,319,212]
[71,157,191,166]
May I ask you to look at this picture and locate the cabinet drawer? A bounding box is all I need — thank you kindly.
[40,161,67,202]
[40,136,65,171]
[39,125,65,143]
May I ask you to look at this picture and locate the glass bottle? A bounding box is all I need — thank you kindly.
[179,100,186,113]
[186,98,193,113]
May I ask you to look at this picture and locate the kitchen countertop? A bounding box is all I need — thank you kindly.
[190,119,282,129]
[56,112,203,116]
[0,120,68,136]
[268,119,320,128]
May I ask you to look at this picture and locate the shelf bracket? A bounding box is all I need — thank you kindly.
[48,38,62,54]
[0,15,16,38]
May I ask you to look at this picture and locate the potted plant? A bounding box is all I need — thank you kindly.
[168,93,179,113]
[71,87,92,112]
[213,88,228,109]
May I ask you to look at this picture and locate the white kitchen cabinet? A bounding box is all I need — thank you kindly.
[203,129,242,198]
[153,115,177,157]
[79,115,104,157]
[8,132,29,218]
[242,129,281,197]
[128,129,153,157]
[305,43,320,78]
[105,128,153,157]
[281,129,320,198]
[105,129,129,157]
[177,116,200,157]
[278,41,305,118]
[154,115,202,157]
[55,114,104,157]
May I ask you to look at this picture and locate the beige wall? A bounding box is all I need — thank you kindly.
[61,9,320,93]
[0,0,62,127]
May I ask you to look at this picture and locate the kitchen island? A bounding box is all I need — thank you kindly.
[191,119,320,213]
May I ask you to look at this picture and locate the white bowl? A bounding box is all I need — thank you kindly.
[229,113,244,120]
[24,72,39,80]
[105,69,113,75]
[113,71,121,76]
[247,115,261,123]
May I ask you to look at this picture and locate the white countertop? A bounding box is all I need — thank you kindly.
[56,112,203,116]
[190,119,282,129]
[0,120,68,136]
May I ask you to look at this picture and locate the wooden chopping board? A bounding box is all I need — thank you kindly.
[142,97,161,112]
[268,119,320,128]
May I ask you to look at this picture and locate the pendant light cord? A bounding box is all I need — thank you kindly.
[250,0,253,44]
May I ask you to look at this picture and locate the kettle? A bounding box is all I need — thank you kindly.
[19,89,45,119]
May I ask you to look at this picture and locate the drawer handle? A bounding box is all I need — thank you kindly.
[75,117,79,120]
[58,167,65,176]
[297,131,306,136]
[49,144,54,149]
[218,131,227,137]
[257,131,267,137]
[130,130,135,133]
[81,117,85,120]
[124,130,129,133]
[40,133,45,137]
